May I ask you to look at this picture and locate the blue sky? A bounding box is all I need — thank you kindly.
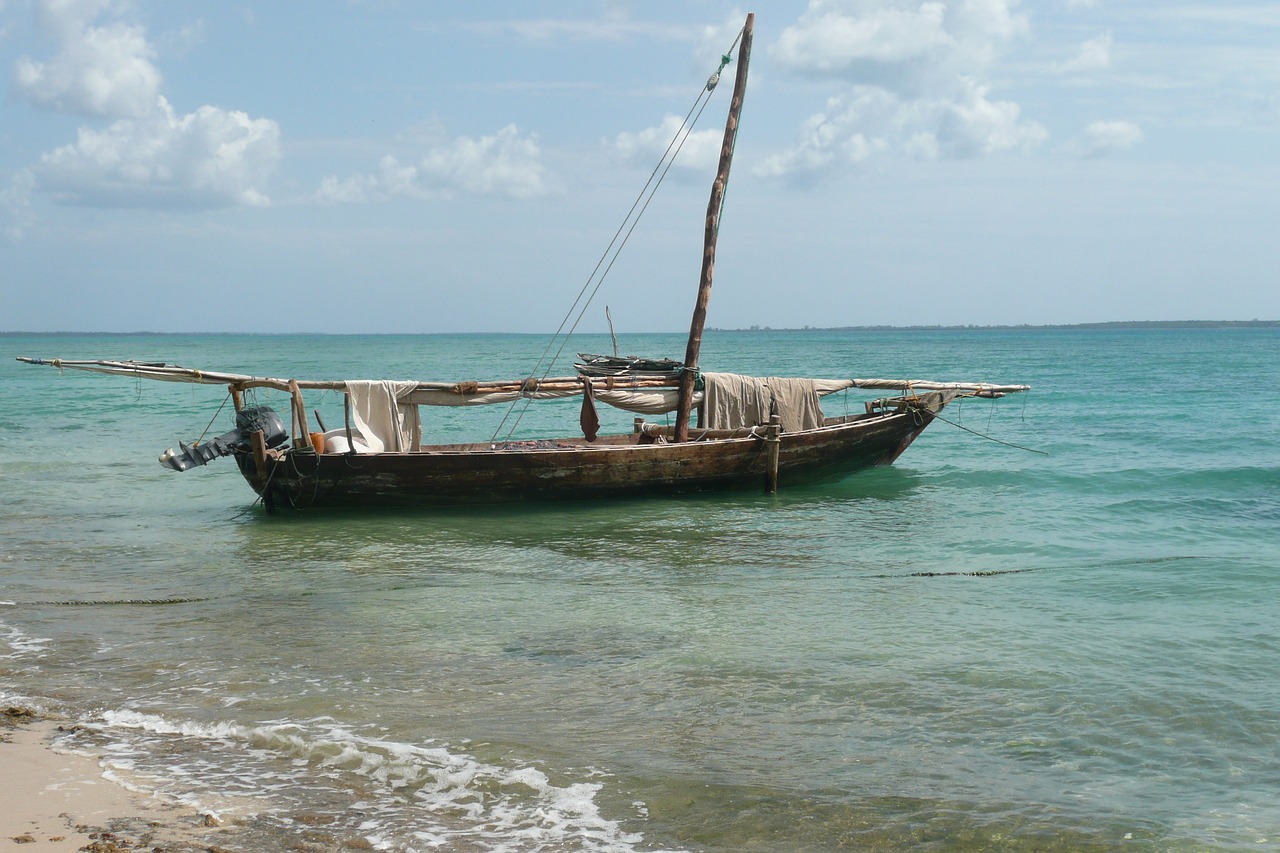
[2,1,1278,333]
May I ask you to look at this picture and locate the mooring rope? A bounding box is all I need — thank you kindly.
[933,410,1048,455]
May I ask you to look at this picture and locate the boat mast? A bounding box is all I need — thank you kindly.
[674,12,754,443]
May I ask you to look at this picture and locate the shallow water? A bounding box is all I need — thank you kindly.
[3,328,1278,851]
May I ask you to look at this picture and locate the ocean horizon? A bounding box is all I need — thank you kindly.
[5,318,1280,337]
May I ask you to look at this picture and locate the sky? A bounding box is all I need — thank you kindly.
[2,0,1278,333]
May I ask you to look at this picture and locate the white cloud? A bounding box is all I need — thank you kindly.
[763,0,1043,179]
[935,80,1048,155]
[316,173,377,206]
[1072,120,1143,157]
[1,170,37,240]
[773,0,1029,87]
[317,125,549,203]
[36,97,281,208]
[15,0,282,209]
[755,87,896,178]
[773,2,952,77]
[1057,32,1112,74]
[757,78,1045,178]
[613,114,722,172]
[14,0,162,118]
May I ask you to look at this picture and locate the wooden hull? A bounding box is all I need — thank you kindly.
[236,399,943,510]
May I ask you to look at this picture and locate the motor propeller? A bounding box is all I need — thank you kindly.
[159,406,288,472]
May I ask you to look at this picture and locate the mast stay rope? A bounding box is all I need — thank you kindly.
[493,23,748,443]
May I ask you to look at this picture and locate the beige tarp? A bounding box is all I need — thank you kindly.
[702,373,853,432]
[402,377,858,424]
[403,386,701,415]
[346,381,422,452]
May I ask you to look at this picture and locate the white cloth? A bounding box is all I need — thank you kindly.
[394,375,853,424]
[403,386,702,415]
[345,380,422,452]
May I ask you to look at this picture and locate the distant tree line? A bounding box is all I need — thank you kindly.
[709,320,1279,332]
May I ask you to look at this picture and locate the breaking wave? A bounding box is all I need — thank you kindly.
[86,709,672,852]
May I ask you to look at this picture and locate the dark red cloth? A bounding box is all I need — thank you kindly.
[579,378,600,442]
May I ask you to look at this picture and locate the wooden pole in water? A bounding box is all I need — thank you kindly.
[764,413,781,493]
[675,12,753,442]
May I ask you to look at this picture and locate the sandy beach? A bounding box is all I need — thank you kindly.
[1,708,222,853]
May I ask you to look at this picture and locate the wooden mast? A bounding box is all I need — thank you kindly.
[674,12,754,443]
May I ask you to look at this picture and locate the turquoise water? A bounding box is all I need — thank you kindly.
[2,328,1278,851]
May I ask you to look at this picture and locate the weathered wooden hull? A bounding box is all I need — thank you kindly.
[236,401,942,510]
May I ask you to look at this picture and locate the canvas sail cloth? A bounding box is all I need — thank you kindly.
[346,380,692,449]
[400,375,854,425]
[401,385,692,413]
[404,377,851,415]
[337,375,858,451]
[703,373,853,432]
[345,381,422,452]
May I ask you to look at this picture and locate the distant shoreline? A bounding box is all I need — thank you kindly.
[3,319,1277,336]
[710,319,1280,332]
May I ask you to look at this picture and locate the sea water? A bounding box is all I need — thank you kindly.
[1,328,1277,852]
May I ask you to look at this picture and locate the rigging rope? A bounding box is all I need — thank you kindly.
[193,391,232,445]
[933,409,1048,455]
[491,24,746,444]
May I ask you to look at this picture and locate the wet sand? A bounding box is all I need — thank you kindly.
[1,708,222,853]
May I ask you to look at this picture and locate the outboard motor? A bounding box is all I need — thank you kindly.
[159,406,288,472]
